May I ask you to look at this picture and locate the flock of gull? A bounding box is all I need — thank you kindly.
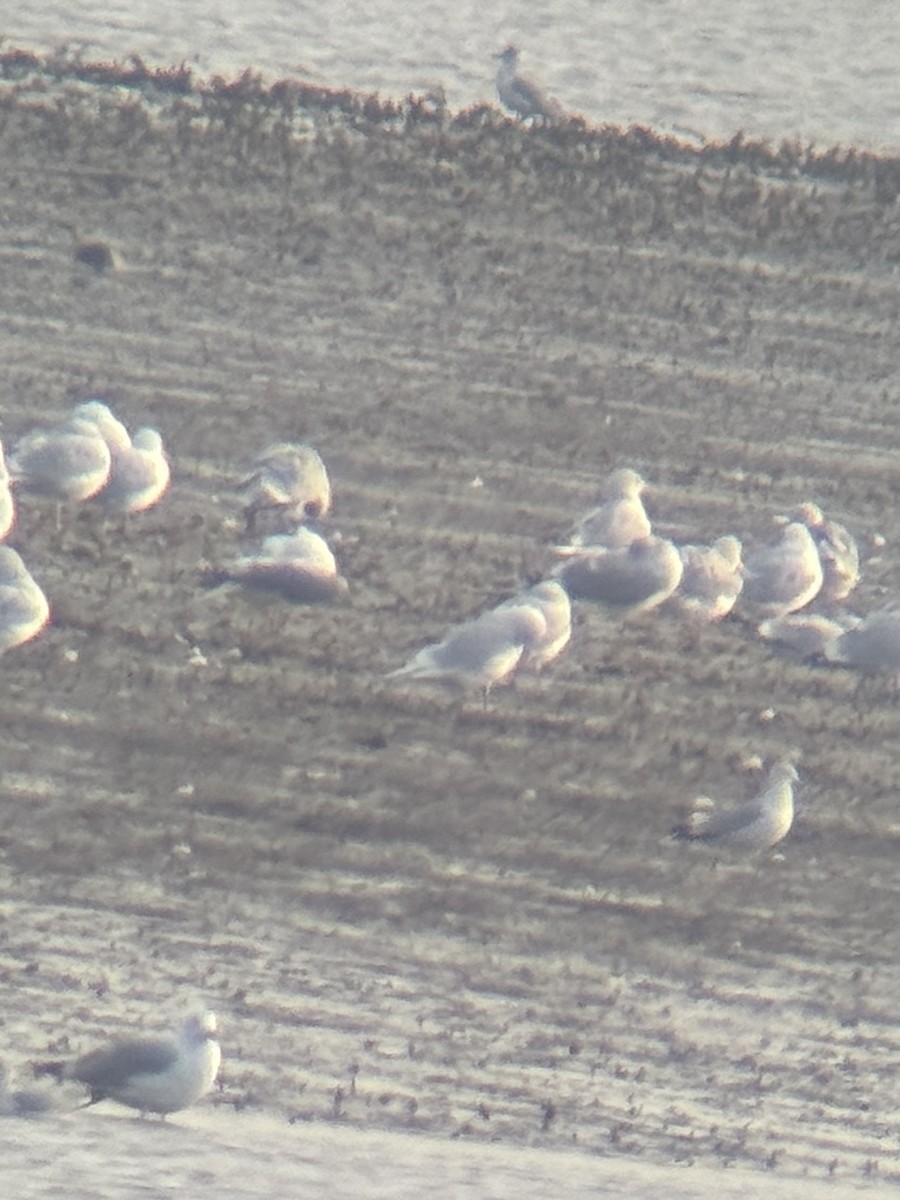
[2,404,883,1115]
[384,462,894,857]
[3,403,895,868]
[1,49,891,1120]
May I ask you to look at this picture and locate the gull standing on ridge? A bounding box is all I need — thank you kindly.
[8,413,111,511]
[36,1012,221,1116]
[0,439,15,542]
[0,547,50,655]
[675,761,799,850]
[554,535,683,613]
[387,603,548,701]
[238,442,331,532]
[74,401,170,514]
[555,468,652,555]
[784,501,860,604]
[494,45,565,123]
[205,526,348,603]
[739,521,823,619]
[500,579,572,670]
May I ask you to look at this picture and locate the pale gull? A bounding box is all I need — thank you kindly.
[0,547,50,655]
[824,607,900,672]
[554,535,683,613]
[74,402,171,514]
[785,501,860,603]
[206,526,348,603]
[739,521,823,619]
[36,1012,221,1116]
[9,414,111,504]
[675,761,798,850]
[0,1064,57,1117]
[555,467,651,554]
[502,579,572,670]
[387,603,548,698]
[238,442,331,531]
[494,45,565,123]
[757,612,855,660]
[0,439,15,542]
[669,535,744,622]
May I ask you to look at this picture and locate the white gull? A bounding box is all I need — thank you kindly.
[74,401,170,514]
[556,467,651,554]
[238,442,331,532]
[502,579,572,670]
[554,535,683,613]
[208,526,348,603]
[676,761,798,850]
[0,547,50,655]
[739,521,823,619]
[0,439,15,542]
[9,414,111,505]
[387,603,548,698]
[784,501,860,604]
[670,535,744,622]
[37,1012,221,1116]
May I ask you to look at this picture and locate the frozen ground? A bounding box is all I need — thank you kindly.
[1,60,900,1196]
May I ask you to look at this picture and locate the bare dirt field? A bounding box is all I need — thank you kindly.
[2,56,900,1196]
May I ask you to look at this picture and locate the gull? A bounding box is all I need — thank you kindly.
[0,1063,57,1117]
[555,467,651,554]
[0,547,50,655]
[669,535,744,621]
[502,579,572,670]
[494,45,565,124]
[238,442,331,532]
[74,401,170,514]
[36,1012,221,1116]
[739,521,823,619]
[553,535,683,613]
[824,607,900,672]
[387,603,548,699]
[675,761,798,850]
[784,501,860,603]
[757,612,855,660]
[204,527,348,603]
[9,413,111,508]
[0,439,15,542]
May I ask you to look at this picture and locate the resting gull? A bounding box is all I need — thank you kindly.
[503,579,572,671]
[785,501,860,604]
[669,535,744,622]
[824,607,900,672]
[238,442,331,532]
[387,603,548,698]
[205,527,348,603]
[757,612,855,660]
[0,547,50,655]
[9,414,111,505]
[556,467,651,554]
[0,439,15,542]
[494,45,565,123]
[675,761,799,850]
[36,1012,221,1116]
[739,521,823,619]
[74,402,170,514]
[554,535,683,613]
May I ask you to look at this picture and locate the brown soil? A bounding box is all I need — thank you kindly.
[2,59,900,1190]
